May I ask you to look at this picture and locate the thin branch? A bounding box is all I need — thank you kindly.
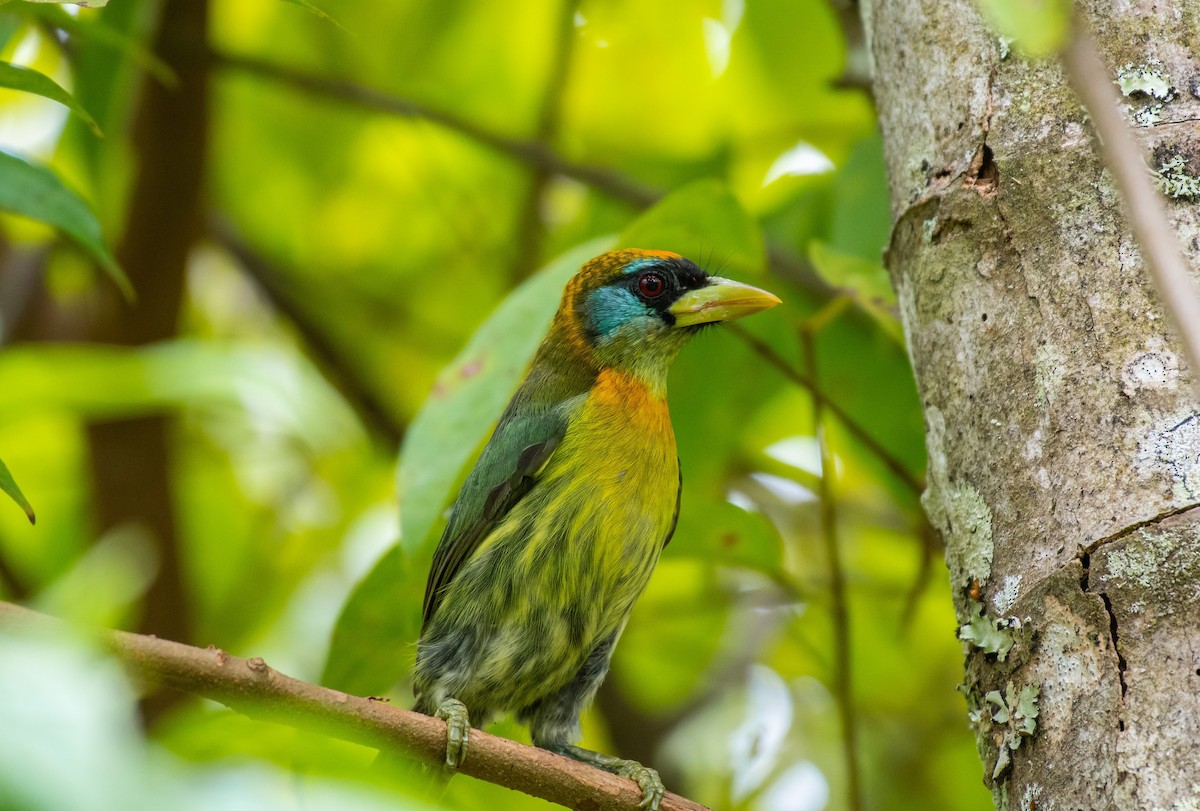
[0,600,709,811]
[803,330,863,811]
[728,324,924,494]
[898,517,938,632]
[206,48,835,298]
[210,217,405,449]
[208,48,661,212]
[1062,23,1200,391]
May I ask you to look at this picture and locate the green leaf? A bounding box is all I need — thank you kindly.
[0,60,102,136]
[14,4,174,85]
[322,236,614,695]
[808,239,904,343]
[808,240,894,303]
[319,545,420,696]
[619,178,765,278]
[0,455,35,524]
[0,341,360,450]
[0,150,132,299]
[976,0,1070,57]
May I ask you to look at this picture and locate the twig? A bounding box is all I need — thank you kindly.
[803,331,864,811]
[0,600,709,811]
[1061,23,1200,391]
[898,517,938,632]
[208,49,661,211]
[206,48,833,298]
[210,217,406,448]
[728,324,924,494]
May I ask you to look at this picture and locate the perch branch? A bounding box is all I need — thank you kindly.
[0,601,708,811]
[1062,23,1200,390]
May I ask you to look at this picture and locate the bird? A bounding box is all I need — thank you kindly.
[412,248,780,809]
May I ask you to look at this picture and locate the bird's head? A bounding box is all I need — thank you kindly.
[549,249,781,391]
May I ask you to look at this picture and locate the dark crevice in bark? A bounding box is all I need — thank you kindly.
[1097,591,1129,700]
[964,144,999,196]
[1078,500,1200,557]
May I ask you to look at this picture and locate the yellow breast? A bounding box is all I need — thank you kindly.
[528,368,679,608]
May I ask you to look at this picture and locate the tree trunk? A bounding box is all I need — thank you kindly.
[863,0,1200,807]
[86,0,209,687]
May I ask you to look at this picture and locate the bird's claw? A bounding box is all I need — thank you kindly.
[547,744,664,811]
[615,759,665,811]
[434,698,470,770]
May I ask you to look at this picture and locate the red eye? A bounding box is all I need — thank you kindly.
[638,272,666,298]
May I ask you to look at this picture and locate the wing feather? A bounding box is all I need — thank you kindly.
[420,410,566,629]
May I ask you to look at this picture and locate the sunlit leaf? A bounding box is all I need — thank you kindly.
[323,236,614,695]
[976,0,1070,56]
[0,455,35,524]
[614,560,730,712]
[0,151,131,298]
[0,60,102,135]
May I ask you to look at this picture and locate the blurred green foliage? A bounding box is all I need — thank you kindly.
[0,1,989,810]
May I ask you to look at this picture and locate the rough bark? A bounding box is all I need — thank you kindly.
[863,1,1200,808]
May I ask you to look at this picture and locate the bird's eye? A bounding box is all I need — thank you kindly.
[638,272,666,298]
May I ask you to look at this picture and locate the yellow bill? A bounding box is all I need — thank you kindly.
[668,277,781,327]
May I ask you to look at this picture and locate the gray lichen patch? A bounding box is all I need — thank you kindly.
[1027,595,1107,751]
[1117,63,1175,102]
[1122,347,1180,396]
[1134,410,1200,501]
[1103,529,1175,592]
[1098,524,1200,616]
[1116,63,1174,127]
[993,574,1022,614]
[1034,345,1064,409]
[924,408,994,602]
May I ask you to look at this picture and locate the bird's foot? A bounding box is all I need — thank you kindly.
[433,698,470,770]
[548,744,665,810]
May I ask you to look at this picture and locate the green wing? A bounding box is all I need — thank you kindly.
[420,390,573,630]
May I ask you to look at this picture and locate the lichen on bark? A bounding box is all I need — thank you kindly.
[864,0,1200,807]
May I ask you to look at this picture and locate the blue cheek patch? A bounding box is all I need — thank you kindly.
[587,287,648,338]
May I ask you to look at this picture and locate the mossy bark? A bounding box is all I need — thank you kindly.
[862,0,1200,807]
